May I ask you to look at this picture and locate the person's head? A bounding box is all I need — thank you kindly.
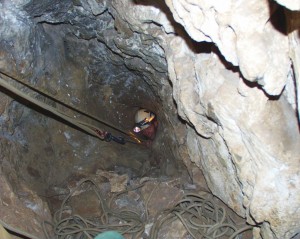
[133,109,156,133]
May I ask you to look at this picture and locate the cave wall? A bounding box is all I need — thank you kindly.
[0,0,184,235]
[112,0,300,238]
[0,0,182,189]
[165,1,300,238]
[0,0,300,238]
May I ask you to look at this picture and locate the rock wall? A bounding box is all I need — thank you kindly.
[275,0,300,11]
[164,1,300,238]
[0,1,183,236]
[0,0,180,190]
[112,0,300,238]
[0,0,299,238]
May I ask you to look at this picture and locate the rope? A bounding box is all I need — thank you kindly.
[0,177,253,239]
[0,76,107,140]
[0,71,133,137]
[0,73,142,144]
[149,192,253,239]
[41,178,253,239]
[42,178,146,239]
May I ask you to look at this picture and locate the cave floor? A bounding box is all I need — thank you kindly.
[41,168,253,239]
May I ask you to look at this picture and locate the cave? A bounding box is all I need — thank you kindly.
[0,0,300,238]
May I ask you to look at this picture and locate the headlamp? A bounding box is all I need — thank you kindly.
[133,126,142,133]
[133,112,156,133]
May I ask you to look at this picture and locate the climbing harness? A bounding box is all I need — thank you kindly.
[0,72,142,145]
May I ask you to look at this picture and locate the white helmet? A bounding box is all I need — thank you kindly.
[133,109,156,133]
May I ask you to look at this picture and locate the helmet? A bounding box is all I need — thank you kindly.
[133,109,156,133]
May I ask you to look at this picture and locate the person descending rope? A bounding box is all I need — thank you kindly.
[133,109,158,144]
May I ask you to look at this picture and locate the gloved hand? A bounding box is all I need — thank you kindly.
[94,231,124,239]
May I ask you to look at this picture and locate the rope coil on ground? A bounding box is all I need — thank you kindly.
[0,178,253,239]
[149,192,252,239]
[42,179,253,239]
[43,178,146,239]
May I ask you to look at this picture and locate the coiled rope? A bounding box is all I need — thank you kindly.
[42,178,146,239]
[150,192,253,239]
[41,178,252,239]
[0,177,253,239]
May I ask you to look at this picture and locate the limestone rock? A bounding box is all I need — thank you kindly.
[159,1,300,237]
[0,0,299,238]
[141,181,184,218]
[167,48,300,238]
[286,10,300,124]
[96,170,129,193]
[157,219,188,239]
[0,168,52,239]
[274,0,300,10]
[165,0,290,96]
